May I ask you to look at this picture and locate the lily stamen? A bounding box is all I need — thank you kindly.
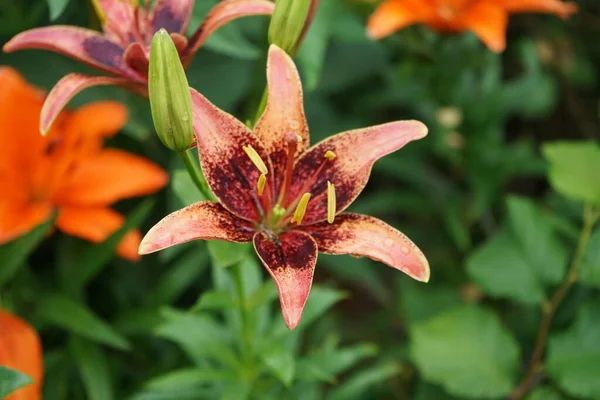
[290,192,311,224]
[257,173,267,195]
[327,181,336,223]
[278,133,302,205]
[243,144,269,175]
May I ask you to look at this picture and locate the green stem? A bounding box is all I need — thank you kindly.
[177,149,212,200]
[511,204,599,400]
[251,87,268,128]
[231,262,257,383]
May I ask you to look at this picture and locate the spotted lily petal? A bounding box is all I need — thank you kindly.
[253,230,318,330]
[40,73,144,135]
[2,26,130,78]
[255,45,309,192]
[288,121,428,225]
[150,0,194,34]
[184,0,275,64]
[366,0,433,39]
[300,213,429,282]
[190,89,272,222]
[139,201,254,254]
[459,2,508,53]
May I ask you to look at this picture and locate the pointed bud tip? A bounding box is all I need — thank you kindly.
[283,307,303,330]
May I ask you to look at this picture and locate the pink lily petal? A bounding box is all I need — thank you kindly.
[150,0,194,35]
[123,42,149,76]
[93,0,136,44]
[139,201,255,255]
[255,45,309,193]
[2,26,133,79]
[253,230,318,330]
[41,73,144,135]
[190,89,272,223]
[300,213,430,282]
[287,121,428,225]
[183,0,275,65]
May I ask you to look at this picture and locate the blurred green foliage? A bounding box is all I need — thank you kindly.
[1,0,600,399]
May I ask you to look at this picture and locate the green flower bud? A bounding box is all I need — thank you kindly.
[268,0,312,55]
[148,29,194,152]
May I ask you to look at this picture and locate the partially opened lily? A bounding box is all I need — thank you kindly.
[0,67,167,261]
[3,0,274,134]
[139,45,429,329]
[367,0,577,52]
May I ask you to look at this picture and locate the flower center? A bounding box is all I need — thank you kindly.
[242,135,337,230]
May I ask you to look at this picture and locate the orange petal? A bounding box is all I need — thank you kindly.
[0,195,52,245]
[459,1,508,52]
[53,149,167,206]
[63,101,128,139]
[190,89,271,222]
[300,213,429,282]
[367,0,434,40]
[254,45,309,193]
[253,230,318,330]
[288,120,428,225]
[139,201,254,255]
[0,68,46,179]
[56,206,141,261]
[0,310,43,400]
[503,0,577,19]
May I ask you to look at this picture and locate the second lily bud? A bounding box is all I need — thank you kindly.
[148,29,194,152]
[268,0,316,55]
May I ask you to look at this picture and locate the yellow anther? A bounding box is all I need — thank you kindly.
[295,134,303,143]
[324,150,336,161]
[327,181,336,224]
[243,145,268,175]
[290,193,311,225]
[257,174,267,196]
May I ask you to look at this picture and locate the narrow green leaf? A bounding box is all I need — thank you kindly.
[526,387,565,400]
[152,250,209,306]
[326,362,400,400]
[0,367,33,398]
[70,337,114,400]
[207,241,251,269]
[258,341,296,387]
[70,199,155,288]
[410,305,520,399]
[37,294,130,350]
[144,368,236,390]
[0,218,53,285]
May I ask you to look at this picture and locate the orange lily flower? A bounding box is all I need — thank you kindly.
[139,46,430,330]
[0,310,43,400]
[0,68,168,261]
[367,0,577,52]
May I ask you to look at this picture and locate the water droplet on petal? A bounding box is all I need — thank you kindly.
[384,238,394,249]
[401,246,410,254]
[289,119,300,130]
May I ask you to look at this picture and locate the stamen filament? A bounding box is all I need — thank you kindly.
[257,174,267,195]
[243,145,268,175]
[290,193,311,225]
[327,181,336,224]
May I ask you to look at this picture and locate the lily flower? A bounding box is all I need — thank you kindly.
[139,45,430,330]
[0,67,167,261]
[0,310,43,400]
[367,0,577,52]
[3,0,274,134]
